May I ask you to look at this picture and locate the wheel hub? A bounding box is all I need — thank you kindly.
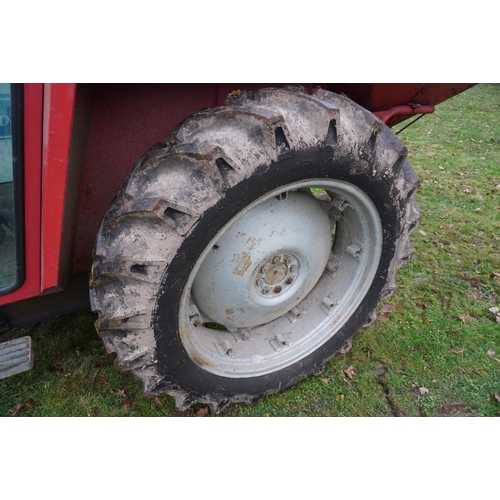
[255,254,300,296]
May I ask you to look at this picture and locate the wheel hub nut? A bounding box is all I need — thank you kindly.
[255,253,300,296]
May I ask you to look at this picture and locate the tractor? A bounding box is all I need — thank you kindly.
[0,83,475,412]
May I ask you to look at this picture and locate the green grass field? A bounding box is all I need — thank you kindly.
[1,84,499,417]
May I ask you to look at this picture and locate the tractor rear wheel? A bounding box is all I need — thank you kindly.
[90,87,419,413]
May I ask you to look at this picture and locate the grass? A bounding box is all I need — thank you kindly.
[1,84,499,417]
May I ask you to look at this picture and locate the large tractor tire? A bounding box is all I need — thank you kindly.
[90,87,419,413]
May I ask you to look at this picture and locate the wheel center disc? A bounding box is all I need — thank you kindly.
[191,191,332,329]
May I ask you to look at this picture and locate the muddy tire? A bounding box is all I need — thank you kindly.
[90,87,419,413]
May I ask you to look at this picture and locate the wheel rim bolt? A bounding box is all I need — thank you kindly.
[285,277,293,285]
[290,265,297,272]
[273,286,282,294]
[284,255,292,264]
[262,286,270,294]
[273,256,281,264]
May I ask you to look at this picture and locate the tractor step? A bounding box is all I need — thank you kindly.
[0,336,34,380]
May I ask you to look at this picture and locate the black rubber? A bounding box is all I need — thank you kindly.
[90,86,419,413]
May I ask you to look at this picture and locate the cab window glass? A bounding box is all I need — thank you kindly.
[0,83,19,291]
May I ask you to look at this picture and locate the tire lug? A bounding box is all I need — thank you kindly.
[290,265,297,272]
[273,256,281,264]
[262,286,271,294]
[273,285,282,294]
[337,338,353,354]
[285,277,293,285]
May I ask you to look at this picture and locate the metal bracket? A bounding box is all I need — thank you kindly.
[321,296,339,316]
[188,305,202,326]
[346,240,363,261]
[286,307,305,323]
[276,191,289,202]
[231,328,252,342]
[215,339,234,358]
[329,195,351,220]
[325,254,341,276]
[270,333,293,352]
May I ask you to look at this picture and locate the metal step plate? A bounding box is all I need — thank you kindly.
[0,336,34,380]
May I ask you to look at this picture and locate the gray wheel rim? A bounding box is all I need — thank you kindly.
[179,179,383,378]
